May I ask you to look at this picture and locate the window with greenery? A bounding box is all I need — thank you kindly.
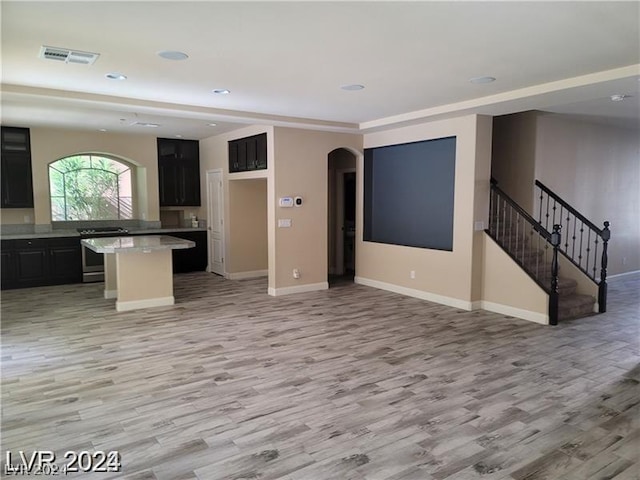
[49,155,133,221]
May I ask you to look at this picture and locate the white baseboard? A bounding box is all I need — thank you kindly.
[226,270,268,280]
[608,270,640,281]
[474,300,549,325]
[268,282,328,297]
[354,276,474,311]
[116,296,174,312]
[104,289,117,299]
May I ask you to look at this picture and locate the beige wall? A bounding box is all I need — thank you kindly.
[357,115,493,308]
[481,234,549,324]
[534,114,639,276]
[491,111,538,211]
[271,127,362,292]
[1,127,159,226]
[228,179,268,273]
[199,125,274,278]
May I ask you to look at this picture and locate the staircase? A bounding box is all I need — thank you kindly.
[488,179,610,325]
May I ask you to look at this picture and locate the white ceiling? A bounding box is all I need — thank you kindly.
[1,1,639,139]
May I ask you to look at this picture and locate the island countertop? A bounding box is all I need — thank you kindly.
[81,235,195,254]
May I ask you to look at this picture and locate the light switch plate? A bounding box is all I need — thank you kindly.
[278,219,292,228]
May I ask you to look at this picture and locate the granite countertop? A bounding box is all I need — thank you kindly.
[81,235,195,254]
[1,227,207,240]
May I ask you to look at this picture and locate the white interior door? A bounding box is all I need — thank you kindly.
[207,170,225,275]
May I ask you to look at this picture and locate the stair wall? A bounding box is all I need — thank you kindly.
[477,233,549,324]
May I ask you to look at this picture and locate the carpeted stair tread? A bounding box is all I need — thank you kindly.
[558,293,596,320]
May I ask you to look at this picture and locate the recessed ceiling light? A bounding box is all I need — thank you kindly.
[99,129,107,132]
[207,123,217,127]
[610,94,628,102]
[470,76,496,84]
[175,134,183,138]
[212,89,230,95]
[157,50,189,61]
[130,122,160,128]
[340,84,365,91]
[105,72,127,80]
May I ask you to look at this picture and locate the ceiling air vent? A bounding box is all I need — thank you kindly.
[39,46,100,65]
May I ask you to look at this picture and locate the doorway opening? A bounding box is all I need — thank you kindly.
[328,148,356,286]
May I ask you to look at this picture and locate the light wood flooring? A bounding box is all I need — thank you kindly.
[1,273,638,479]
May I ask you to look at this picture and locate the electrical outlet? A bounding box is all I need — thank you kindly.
[23,215,31,223]
[293,268,300,279]
[410,270,416,279]
[622,257,627,265]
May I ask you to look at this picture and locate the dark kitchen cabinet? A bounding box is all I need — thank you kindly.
[1,127,34,208]
[229,133,267,172]
[1,241,16,289]
[157,138,201,206]
[130,230,207,274]
[48,237,82,284]
[1,237,82,290]
[169,231,208,273]
[13,239,48,288]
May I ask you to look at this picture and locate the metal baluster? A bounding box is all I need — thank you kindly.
[572,216,577,262]
[502,199,507,245]
[545,195,550,231]
[515,213,520,264]
[538,187,543,224]
[586,229,592,277]
[578,221,584,268]
[593,238,599,280]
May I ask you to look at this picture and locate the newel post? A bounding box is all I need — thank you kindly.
[598,221,611,313]
[549,224,562,326]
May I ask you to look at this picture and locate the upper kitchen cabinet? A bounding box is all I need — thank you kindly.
[1,126,34,208]
[157,138,201,206]
[229,133,267,173]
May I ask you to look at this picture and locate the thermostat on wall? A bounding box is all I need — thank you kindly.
[279,197,294,207]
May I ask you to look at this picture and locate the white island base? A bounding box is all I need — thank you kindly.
[82,235,195,312]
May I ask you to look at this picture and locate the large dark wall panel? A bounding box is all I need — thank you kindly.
[364,136,456,251]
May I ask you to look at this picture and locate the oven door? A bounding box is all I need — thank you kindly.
[81,244,105,283]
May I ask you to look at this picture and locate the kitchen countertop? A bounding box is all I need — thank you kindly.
[1,227,207,241]
[82,235,195,254]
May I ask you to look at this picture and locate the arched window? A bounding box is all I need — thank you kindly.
[49,154,133,221]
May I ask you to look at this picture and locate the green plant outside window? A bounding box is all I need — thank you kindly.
[49,155,133,221]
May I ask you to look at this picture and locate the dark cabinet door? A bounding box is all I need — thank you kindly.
[255,133,267,169]
[228,134,267,173]
[1,241,16,289]
[1,153,34,208]
[229,142,240,172]
[1,127,30,154]
[157,138,200,206]
[168,231,208,273]
[158,157,179,206]
[48,238,82,284]
[180,158,201,206]
[14,240,48,288]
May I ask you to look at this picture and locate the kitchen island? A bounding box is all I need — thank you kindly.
[81,235,195,312]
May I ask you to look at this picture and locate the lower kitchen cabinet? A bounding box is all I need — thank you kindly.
[48,237,83,284]
[129,231,207,274]
[169,231,208,273]
[1,237,82,290]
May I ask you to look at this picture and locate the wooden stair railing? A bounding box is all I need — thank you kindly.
[535,180,611,312]
[488,179,563,325]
